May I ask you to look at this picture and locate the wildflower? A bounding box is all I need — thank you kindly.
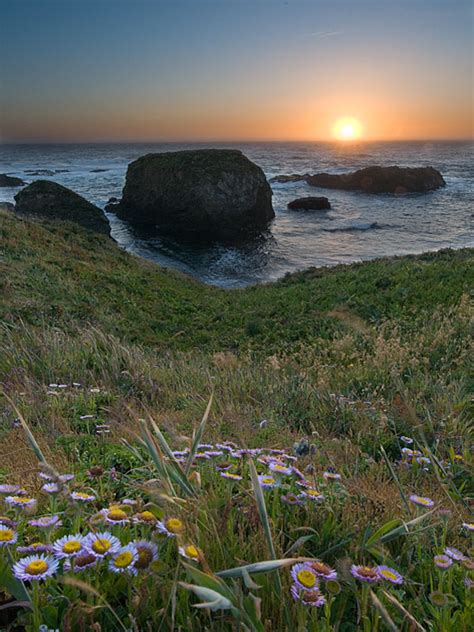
[268,462,293,476]
[121,498,138,506]
[0,484,21,494]
[416,456,431,466]
[434,555,453,569]
[350,564,380,583]
[5,496,37,512]
[133,540,159,570]
[308,560,337,581]
[58,474,75,482]
[204,450,224,457]
[281,492,304,506]
[0,516,17,528]
[291,466,305,480]
[323,471,342,482]
[157,517,184,537]
[444,546,466,561]
[71,491,95,503]
[400,436,413,444]
[79,414,95,420]
[84,531,120,558]
[215,462,233,471]
[295,479,312,489]
[53,534,85,558]
[101,508,130,525]
[430,591,449,607]
[67,552,97,572]
[109,544,138,575]
[0,524,17,546]
[465,577,474,590]
[219,472,242,481]
[377,565,404,585]
[290,585,326,607]
[258,474,278,488]
[133,510,157,525]
[401,447,414,458]
[179,544,201,561]
[291,563,319,590]
[409,495,434,508]
[17,543,54,555]
[462,522,474,532]
[13,554,59,581]
[299,489,324,502]
[29,515,62,530]
[41,483,60,494]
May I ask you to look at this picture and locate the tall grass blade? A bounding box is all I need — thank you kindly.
[380,445,411,515]
[185,394,213,475]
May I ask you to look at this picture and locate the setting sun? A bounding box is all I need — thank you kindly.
[333,117,363,141]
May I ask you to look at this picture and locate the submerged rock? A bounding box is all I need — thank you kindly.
[14,180,110,236]
[0,174,25,187]
[307,166,445,194]
[116,149,274,241]
[288,196,331,211]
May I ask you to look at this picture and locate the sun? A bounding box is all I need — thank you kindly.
[333,117,362,141]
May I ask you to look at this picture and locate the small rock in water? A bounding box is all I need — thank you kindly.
[288,197,331,211]
[0,173,25,187]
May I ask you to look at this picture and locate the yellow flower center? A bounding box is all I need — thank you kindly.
[74,493,90,500]
[25,560,48,575]
[307,490,321,497]
[273,465,286,471]
[138,511,156,523]
[166,518,183,534]
[0,529,14,542]
[107,509,128,521]
[380,569,397,581]
[114,551,133,568]
[297,570,317,589]
[359,567,378,578]
[262,477,275,484]
[92,538,111,554]
[63,540,82,554]
[12,496,33,504]
[185,545,199,558]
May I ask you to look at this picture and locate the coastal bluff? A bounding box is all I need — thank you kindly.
[115,149,274,241]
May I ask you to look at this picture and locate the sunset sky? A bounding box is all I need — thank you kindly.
[0,0,472,142]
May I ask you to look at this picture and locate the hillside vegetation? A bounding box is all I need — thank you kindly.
[0,210,472,631]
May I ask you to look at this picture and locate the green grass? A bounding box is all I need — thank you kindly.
[0,210,472,630]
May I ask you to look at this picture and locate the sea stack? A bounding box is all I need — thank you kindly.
[115,149,274,241]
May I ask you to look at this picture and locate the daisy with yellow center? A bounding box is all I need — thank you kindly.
[109,544,138,575]
[132,540,159,570]
[133,510,157,525]
[84,531,120,558]
[100,508,130,525]
[157,517,184,537]
[13,554,59,581]
[179,544,201,561]
[0,525,17,546]
[291,563,319,590]
[53,534,85,558]
[5,495,37,508]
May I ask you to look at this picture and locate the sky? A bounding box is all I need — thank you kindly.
[0,0,472,142]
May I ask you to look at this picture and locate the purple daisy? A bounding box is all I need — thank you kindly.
[109,544,138,575]
[219,472,242,481]
[53,534,85,558]
[133,540,159,570]
[350,564,380,583]
[17,543,54,555]
[0,484,21,494]
[258,474,278,488]
[299,489,324,502]
[70,491,96,503]
[290,584,326,607]
[28,515,62,529]
[41,483,60,494]
[308,560,338,581]
[291,563,319,591]
[377,565,404,585]
[13,554,59,581]
[400,436,413,445]
[434,554,453,569]
[84,531,120,558]
[0,524,17,547]
[64,551,98,572]
[5,495,37,508]
[409,495,434,508]
[268,462,293,476]
[444,546,466,561]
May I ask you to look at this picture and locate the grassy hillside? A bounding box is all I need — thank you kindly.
[0,211,472,631]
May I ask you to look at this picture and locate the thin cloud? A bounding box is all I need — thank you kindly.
[304,30,344,39]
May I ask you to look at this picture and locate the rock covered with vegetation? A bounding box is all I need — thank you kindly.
[116,149,274,240]
[14,180,111,236]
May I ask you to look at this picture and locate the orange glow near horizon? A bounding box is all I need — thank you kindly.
[333,117,363,141]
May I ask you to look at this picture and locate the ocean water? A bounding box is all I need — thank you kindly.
[1,141,472,287]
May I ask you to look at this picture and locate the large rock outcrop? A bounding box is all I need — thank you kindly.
[14,180,110,235]
[0,174,25,187]
[306,166,445,194]
[116,149,274,240]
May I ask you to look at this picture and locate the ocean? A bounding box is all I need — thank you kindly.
[1,141,472,287]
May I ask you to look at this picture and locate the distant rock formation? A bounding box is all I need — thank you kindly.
[306,166,445,194]
[270,166,445,194]
[14,180,111,236]
[116,149,274,241]
[269,174,309,184]
[0,202,15,213]
[288,197,331,211]
[0,174,25,187]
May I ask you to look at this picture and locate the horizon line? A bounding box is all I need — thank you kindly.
[1,137,473,145]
